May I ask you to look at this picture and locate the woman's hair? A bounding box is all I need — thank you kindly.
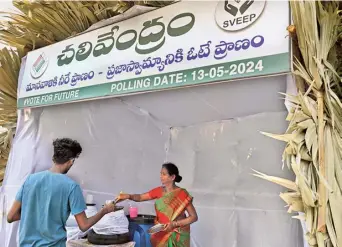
[52,138,82,164]
[162,162,182,183]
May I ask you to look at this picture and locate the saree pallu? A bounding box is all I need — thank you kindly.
[148,187,192,247]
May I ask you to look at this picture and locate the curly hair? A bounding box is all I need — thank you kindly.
[52,138,82,164]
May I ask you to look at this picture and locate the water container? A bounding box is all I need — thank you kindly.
[127,214,155,247]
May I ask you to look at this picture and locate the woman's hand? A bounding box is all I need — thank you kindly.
[115,193,130,204]
[163,222,176,232]
[115,192,152,203]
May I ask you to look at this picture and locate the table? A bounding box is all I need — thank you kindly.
[67,239,135,247]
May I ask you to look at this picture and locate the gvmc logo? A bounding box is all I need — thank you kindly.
[215,0,266,31]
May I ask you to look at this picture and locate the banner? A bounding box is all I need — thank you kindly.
[18,0,290,108]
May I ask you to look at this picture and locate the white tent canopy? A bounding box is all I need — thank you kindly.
[0,74,303,246]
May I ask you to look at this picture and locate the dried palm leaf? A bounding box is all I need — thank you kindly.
[254,1,342,246]
[0,1,175,50]
[0,47,21,185]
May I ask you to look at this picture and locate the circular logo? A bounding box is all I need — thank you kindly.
[215,0,266,31]
[30,53,49,79]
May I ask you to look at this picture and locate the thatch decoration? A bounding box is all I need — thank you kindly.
[0,1,173,50]
[254,1,342,246]
[0,47,23,185]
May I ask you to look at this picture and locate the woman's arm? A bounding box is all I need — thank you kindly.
[164,202,198,232]
[128,193,152,202]
[117,192,152,203]
[173,202,198,227]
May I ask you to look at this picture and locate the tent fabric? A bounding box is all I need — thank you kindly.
[0,73,303,247]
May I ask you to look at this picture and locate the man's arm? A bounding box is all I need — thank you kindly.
[69,184,115,232]
[7,200,22,223]
[8,180,26,224]
[74,205,114,232]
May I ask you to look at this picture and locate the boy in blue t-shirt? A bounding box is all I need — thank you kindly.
[7,138,116,247]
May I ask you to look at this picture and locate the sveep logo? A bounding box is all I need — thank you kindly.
[30,53,49,79]
[215,0,266,31]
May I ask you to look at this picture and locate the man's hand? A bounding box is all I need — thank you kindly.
[102,203,116,214]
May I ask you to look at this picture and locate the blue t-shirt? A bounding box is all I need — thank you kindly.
[15,170,87,247]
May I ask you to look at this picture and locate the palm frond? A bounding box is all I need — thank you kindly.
[0,0,174,50]
[254,1,342,246]
[0,47,22,185]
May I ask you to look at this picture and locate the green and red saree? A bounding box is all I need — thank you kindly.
[148,187,193,247]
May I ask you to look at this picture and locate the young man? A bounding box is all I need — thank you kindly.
[7,138,115,247]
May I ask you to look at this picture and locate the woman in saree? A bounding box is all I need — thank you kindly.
[116,162,198,247]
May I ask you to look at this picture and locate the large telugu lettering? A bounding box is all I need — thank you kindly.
[27,34,265,93]
[57,12,195,66]
[93,26,119,57]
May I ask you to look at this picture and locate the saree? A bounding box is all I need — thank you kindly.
[148,187,193,247]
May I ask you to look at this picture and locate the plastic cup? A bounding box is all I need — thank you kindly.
[129,206,138,218]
